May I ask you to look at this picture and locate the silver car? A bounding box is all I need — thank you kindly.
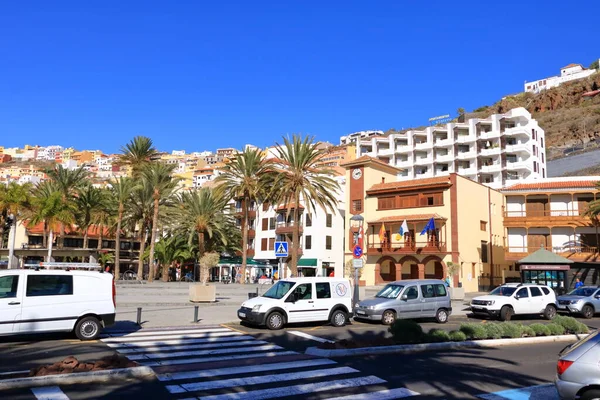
[557,286,600,319]
[555,330,600,400]
[354,279,452,325]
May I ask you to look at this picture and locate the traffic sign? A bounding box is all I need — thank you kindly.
[353,245,363,259]
[274,241,289,257]
[352,259,364,268]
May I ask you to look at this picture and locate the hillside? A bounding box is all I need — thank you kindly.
[465,71,600,161]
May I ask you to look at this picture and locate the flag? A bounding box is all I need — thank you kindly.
[378,222,386,243]
[357,225,364,249]
[420,217,436,236]
[399,220,409,236]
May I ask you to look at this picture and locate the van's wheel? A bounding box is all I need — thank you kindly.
[435,308,449,324]
[74,317,101,341]
[499,306,513,321]
[543,304,557,320]
[266,312,284,330]
[581,304,595,319]
[381,310,396,325]
[330,310,347,327]
[579,389,600,400]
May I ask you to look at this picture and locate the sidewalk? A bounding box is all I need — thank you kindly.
[113,281,474,328]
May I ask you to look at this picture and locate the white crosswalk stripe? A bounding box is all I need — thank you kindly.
[101,326,420,399]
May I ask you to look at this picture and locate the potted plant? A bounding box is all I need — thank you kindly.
[189,252,220,302]
[446,261,464,300]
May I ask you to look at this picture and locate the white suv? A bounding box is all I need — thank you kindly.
[470,283,557,321]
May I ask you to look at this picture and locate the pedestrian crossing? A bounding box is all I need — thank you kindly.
[100,326,420,399]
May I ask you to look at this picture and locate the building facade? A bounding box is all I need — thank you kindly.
[343,156,508,293]
[353,107,546,188]
[524,62,599,93]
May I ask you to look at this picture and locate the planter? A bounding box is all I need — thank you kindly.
[189,283,216,302]
[450,287,464,300]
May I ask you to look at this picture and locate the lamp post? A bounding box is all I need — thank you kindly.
[350,214,364,307]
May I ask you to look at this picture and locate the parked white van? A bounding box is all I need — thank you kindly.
[238,277,353,330]
[0,268,116,340]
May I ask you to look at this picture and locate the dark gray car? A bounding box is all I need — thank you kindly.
[555,330,600,399]
[557,286,600,319]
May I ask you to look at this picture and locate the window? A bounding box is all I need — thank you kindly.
[326,236,332,250]
[481,241,489,263]
[269,217,276,230]
[261,238,268,251]
[26,275,73,297]
[378,196,396,210]
[540,137,544,148]
[404,286,418,300]
[292,283,312,300]
[326,214,333,227]
[352,199,362,213]
[262,218,268,230]
[316,282,331,299]
[516,288,529,298]
[268,238,275,251]
[480,221,487,231]
[541,154,544,163]
[421,284,435,298]
[0,275,18,299]
[305,235,312,250]
[530,287,542,297]
[533,162,537,173]
[542,168,545,178]
[541,287,550,295]
[434,284,447,297]
[262,202,269,212]
[306,214,312,227]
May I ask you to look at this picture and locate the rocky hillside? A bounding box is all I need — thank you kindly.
[466,71,600,161]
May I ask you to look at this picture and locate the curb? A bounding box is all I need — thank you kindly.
[0,366,155,391]
[305,334,589,358]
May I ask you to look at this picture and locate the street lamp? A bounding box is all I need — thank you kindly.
[349,214,364,307]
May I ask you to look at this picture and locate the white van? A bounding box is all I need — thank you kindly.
[238,277,353,330]
[0,268,116,340]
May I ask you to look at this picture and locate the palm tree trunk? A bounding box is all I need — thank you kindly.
[47,230,54,262]
[42,222,47,248]
[241,196,249,285]
[83,228,89,249]
[148,196,160,283]
[290,195,300,277]
[198,231,205,283]
[115,206,123,280]
[137,228,147,281]
[0,223,4,249]
[97,224,103,250]
[59,223,65,249]
[162,261,171,282]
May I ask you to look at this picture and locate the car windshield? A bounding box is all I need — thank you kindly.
[263,281,295,299]
[489,286,517,296]
[568,287,596,297]
[375,284,404,299]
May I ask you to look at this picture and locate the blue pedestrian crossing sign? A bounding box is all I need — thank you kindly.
[274,241,289,257]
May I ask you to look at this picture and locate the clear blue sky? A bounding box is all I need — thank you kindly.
[1,1,598,154]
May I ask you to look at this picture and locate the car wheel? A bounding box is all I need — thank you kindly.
[74,317,101,341]
[500,306,513,321]
[435,308,449,324]
[266,312,284,330]
[543,304,557,320]
[381,310,396,325]
[330,310,347,327]
[580,389,600,400]
[582,304,595,319]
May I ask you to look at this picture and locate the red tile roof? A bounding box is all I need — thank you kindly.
[368,176,451,192]
[503,180,600,191]
[562,63,583,69]
[276,203,305,211]
[26,222,112,237]
[340,155,401,171]
[367,214,446,224]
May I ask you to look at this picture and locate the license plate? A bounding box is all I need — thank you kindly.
[471,307,483,311]
[356,310,366,315]
[238,312,246,318]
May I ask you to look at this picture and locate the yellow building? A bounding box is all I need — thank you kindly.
[342,156,507,293]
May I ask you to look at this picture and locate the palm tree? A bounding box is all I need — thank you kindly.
[110,177,135,279]
[127,180,155,280]
[149,235,195,282]
[0,182,31,268]
[91,188,115,252]
[141,163,180,282]
[75,184,104,249]
[120,136,158,177]
[214,148,274,283]
[272,134,340,276]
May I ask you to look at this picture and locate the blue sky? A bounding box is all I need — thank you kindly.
[1,1,598,154]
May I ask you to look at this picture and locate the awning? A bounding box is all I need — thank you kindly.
[297,258,318,267]
[218,257,264,266]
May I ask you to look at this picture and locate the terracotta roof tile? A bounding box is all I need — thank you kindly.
[25,221,112,237]
[562,63,583,69]
[503,180,600,191]
[276,202,305,211]
[368,176,451,192]
[367,214,446,224]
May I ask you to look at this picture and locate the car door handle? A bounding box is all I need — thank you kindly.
[8,302,20,305]
[308,301,314,303]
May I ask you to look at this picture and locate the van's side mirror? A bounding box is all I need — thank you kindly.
[514,295,520,300]
[286,293,298,303]
[400,294,408,301]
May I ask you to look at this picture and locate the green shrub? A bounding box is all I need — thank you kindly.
[575,322,590,334]
[425,329,451,343]
[388,319,424,344]
[449,330,467,342]
[529,323,551,336]
[521,326,536,337]
[484,323,503,339]
[554,316,582,334]
[546,323,566,336]
[499,322,523,338]
[460,323,487,340]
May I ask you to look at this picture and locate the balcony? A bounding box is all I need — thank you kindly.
[503,209,590,227]
[456,135,475,143]
[505,160,532,172]
[275,222,303,235]
[479,147,501,156]
[479,162,502,173]
[395,159,412,168]
[505,246,599,262]
[395,145,413,153]
[377,147,394,156]
[504,143,530,153]
[367,240,447,256]
[235,208,257,218]
[457,167,477,176]
[434,153,453,162]
[434,138,453,147]
[502,126,530,137]
[478,130,500,140]
[248,229,256,238]
[413,156,433,165]
[414,141,431,150]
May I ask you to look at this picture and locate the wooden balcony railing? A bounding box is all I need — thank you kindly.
[504,210,587,218]
[367,240,447,255]
[505,245,599,261]
[275,222,303,235]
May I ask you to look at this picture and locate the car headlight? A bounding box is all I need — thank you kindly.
[485,300,495,306]
[570,300,581,304]
[252,304,262,312]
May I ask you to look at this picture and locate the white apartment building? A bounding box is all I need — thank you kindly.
[354,107,546,188]
[36,145,63,161]
[340,130,385,145]
[172,150,186,156]
[524,62,599,93]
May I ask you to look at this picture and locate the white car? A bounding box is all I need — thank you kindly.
[0,268,116,340]
[470,283,557,321]
[238,277,353,330]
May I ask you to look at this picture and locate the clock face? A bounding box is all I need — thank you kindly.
[352,168,362,180]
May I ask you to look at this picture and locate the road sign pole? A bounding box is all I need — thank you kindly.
[354,266,360,307]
